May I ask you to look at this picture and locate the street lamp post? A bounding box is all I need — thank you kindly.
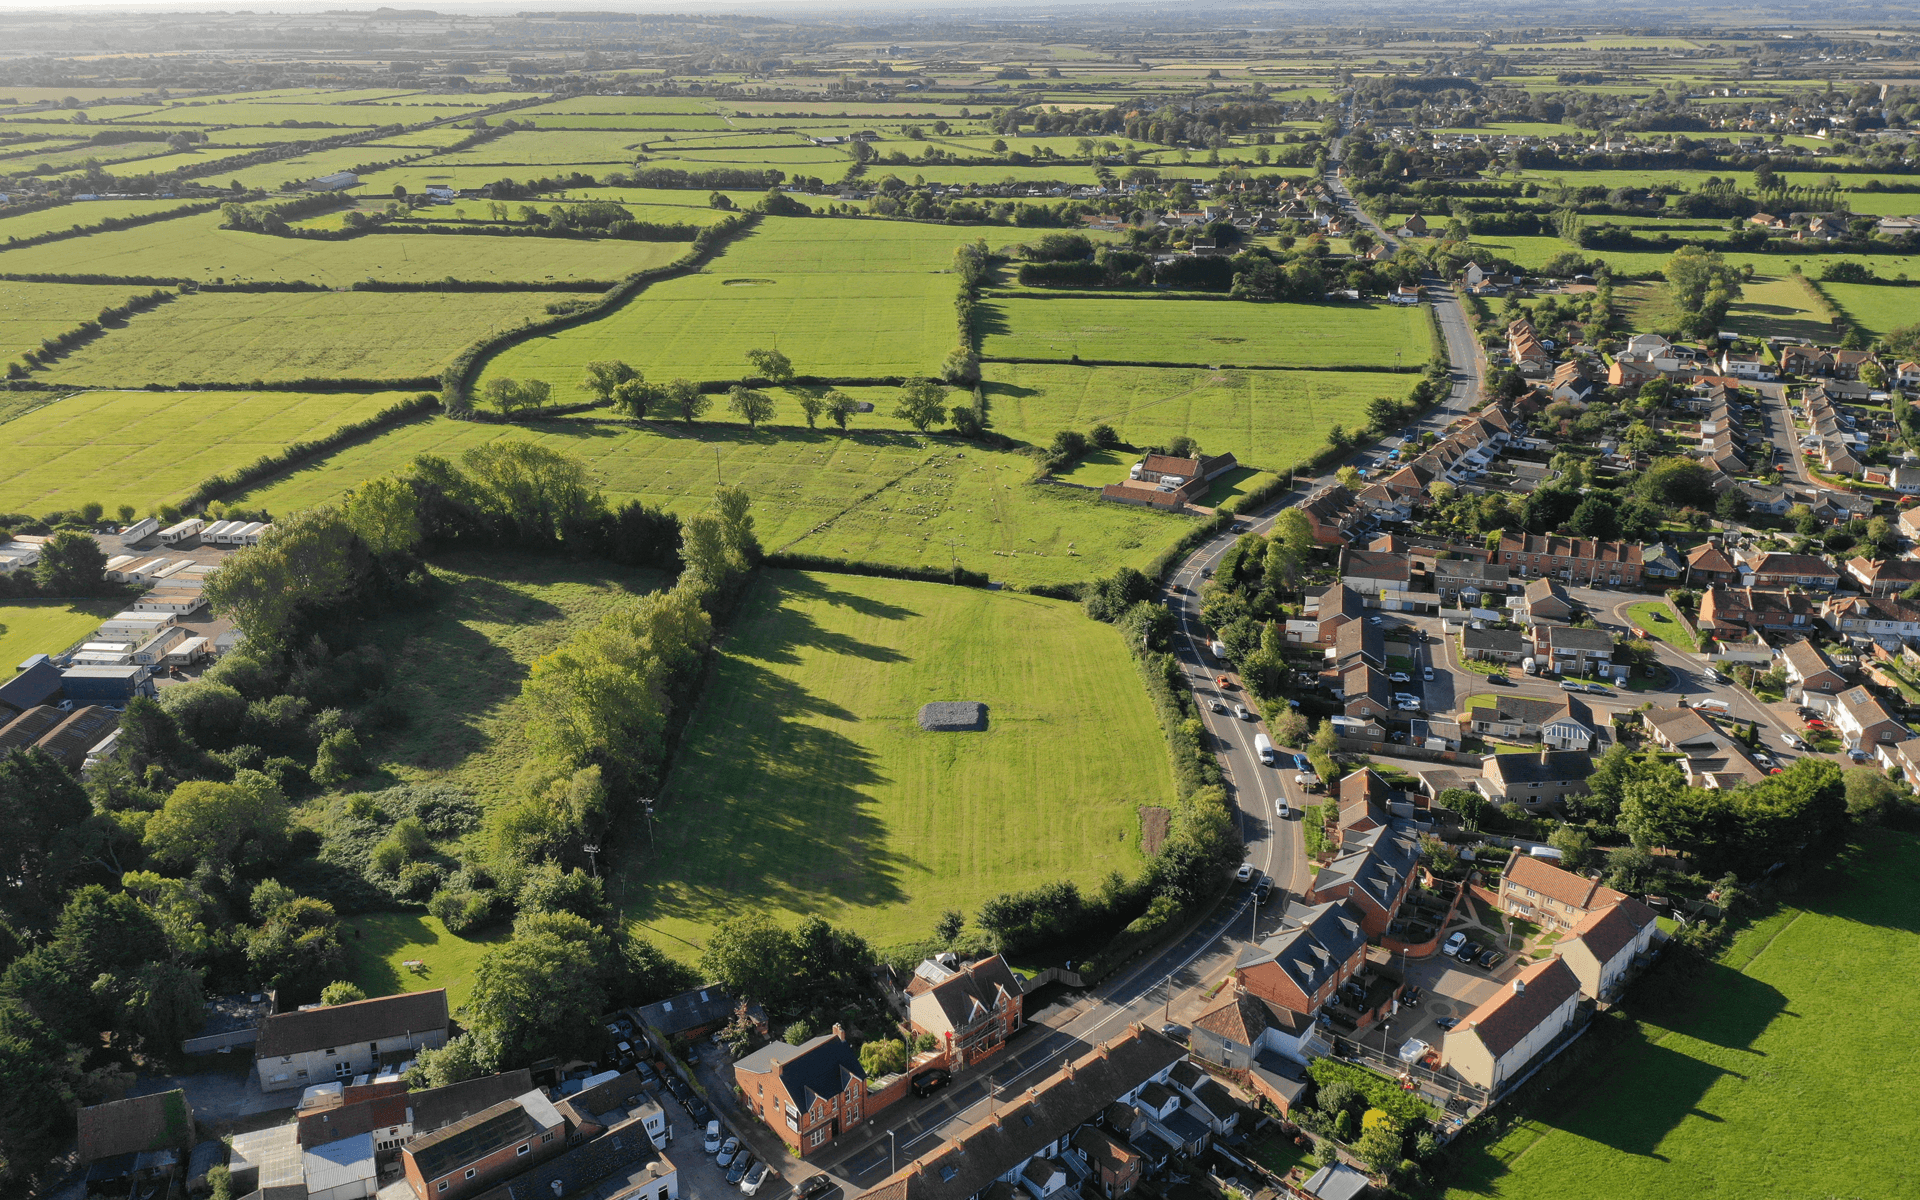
[887,1129,897,1178]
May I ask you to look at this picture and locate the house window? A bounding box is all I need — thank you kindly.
[541,1134,552,1144]
[518,1144,531,1156]
[466,1170,477,1180]
[324,1048,335,1056]
[438,1185,448,1194]
[809,1128,828,1148]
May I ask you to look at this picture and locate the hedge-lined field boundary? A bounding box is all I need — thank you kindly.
[1,199,227,251]
[980,355,1424,373]
[178,392,441,511]
[442,211,759,413]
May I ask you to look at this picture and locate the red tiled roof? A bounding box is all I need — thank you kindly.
[1459,957,1581,1057]
[1563,899,1656,967]
[1503,854,1624,913]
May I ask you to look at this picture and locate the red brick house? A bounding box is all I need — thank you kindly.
[1070,1126,1142,1198]
[1299,484,1366,546]
[401,1091,566,1200]
[731,1027,872,1156]
[1697,587,1815,634]
[1497,534,1643,587]
[1685,543,1739,588]
[905,955,1023,1070]
[1498,854,1625,933]
[1233,900,1368,1014]
[1305,823,1420,936]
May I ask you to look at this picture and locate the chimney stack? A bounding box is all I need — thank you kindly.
[1062,1057,1074,1081]
[1513,977,1527,995]
[833,1023,847,1043]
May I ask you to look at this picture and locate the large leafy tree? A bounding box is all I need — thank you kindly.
[0,749,91,930]
[144,771,289,873]
[33,532,107,596]
[700,913,795,1007]
[462,920,607,1069]
[894,379,948,432]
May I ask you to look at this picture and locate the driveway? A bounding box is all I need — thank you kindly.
[127,1054,292,1127]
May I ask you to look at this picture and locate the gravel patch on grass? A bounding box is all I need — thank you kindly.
[918,700,987,731]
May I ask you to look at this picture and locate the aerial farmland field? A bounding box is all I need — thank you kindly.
[0,388,416,514]
[481,215,968,394]
[37,290,559,387]
[980,295,1433,368]
[611,570,1172,949]
[0,280,159,369]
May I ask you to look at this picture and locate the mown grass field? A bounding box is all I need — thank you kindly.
[611,570,1171,951]
[0,197,207,240]
[1816,280,1918,341]
[233,414,1183,587]
[0,281,156,369]
[40,290,559,386]
[0,600,127,667]
[354,551,670,812]
[1615,275,1832,344]
[983,362,1409,467]
[340,912,506,1014]
[979,296,1432,368]
[481,216,967,395]
[0,209,684,286]
[1446,834,1920,1200]
[0,389,414,514]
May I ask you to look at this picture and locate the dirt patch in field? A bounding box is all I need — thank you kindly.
[1140,805,1171,855]
[917,700,987,731]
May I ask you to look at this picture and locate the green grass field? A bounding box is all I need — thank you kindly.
[0,197,207,241]
[1616,275,1832,344]
[340,912,506,1014]
[1626,601,1695,652]
[1446,834,1920,1199]
[353,551,670,811]
[0,389,415,513]
[481,216,967,396]
[0,209,685,286]
[0,599,126,666]
[234,413,1183,587]
[1815,280,1918,341]
[40,290,558,387]
[0,281,157,370]
[982,362,1409,468]
[611,570,1172,952]
[979,296,1432,369]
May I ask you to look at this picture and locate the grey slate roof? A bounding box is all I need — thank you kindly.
[1236,900,1368,1000]
[1313,822,1420,914]
[735,1032,865,1109]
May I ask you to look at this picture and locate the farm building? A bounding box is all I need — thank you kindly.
[60,664,156,707]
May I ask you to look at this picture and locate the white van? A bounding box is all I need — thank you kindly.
[1253,733,1276,765]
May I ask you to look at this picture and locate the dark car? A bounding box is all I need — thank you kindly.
[686,1094,713,1122]
[1434,1016,1459,1031]
[1400,986,1423,1008]
[1479,949,1507,970]
[1253,878,1273,904]
[911,1068,952,1098]
[1460,941,1482,961]
[798,1177,836,1200]
[727,1154,756,1187]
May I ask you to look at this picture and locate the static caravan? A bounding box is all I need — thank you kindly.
[133,590,206,617]
[118,517,159,546]
[232,521,267,545]
[163,637,210,667]
[158,518,205,545]
[131,626,190,665]
[199,520,239,544]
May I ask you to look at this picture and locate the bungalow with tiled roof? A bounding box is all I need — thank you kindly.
[1557,900,1658,1003]
[1739,551,1838,590]
[1443,957,1585,1094]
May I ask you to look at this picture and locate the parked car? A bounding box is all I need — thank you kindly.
[1461,941,1483,961]
[1442,932,1467,957]
[1478,949,1506,970]
[1434,1016,1460,1031]
[727,1154,756,1188]
[717,1138,741,1167]
[1236,864,1255,883]
[1422,667,1435,681]
[705,1122,724,1155]
[1367,615,1383,625]
[798,1177,836,1200]
[687,1095,712,1122]
[1293,754,1313,774]
[1781,732,1806,750]
[1559,680,1582,692]
[1706,667,1727,684]
[1389,671,1411,683]
[1584,684,1610,695]
[912,1068,952,1098]
[742,1163,772,1196]
[1160,1022,1186,1041]
[1400,986,1423,1007]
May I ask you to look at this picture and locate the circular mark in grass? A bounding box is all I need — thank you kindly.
[722,278,776,286]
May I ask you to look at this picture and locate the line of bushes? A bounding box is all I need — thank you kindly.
[358,219,704,243]
[0,272,330,291]
[441,212,758,413]
[9,288,174,373]
[762,551,990,588]
[125,375,440,393]
[980,354,1425,373]
[220,192,355,233]
[177,392,440,511]
[621,166,787,190]
[1794,271,1855,339]
[1,199,225,250]
[348,279,615,293]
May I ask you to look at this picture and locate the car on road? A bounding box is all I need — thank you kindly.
[1434,1016,1459,1031]
[1488,672,1513,685]
[1253,878,1273,904]
[727,1154,756,1188]
[1209,698,1227,714]
[1367,615,1382,625]
[1442,932,1467,957]
[717,1138,741,1167]
[1781,732,1806,750]
[1706,667,1727,684]
[705,1122,724,1154]
[1422,667,1435,681]
[798,1177,836,1200]
[1389,671,1411,683]
[1275,798,1291,819]
[1558,680,1582,692]
[1235,704,1253,720]
[911,1068,952,1098]
[1754,751,1775,768]
[1584,684,1610,695]
[1478,949,1506,970]
[1236,864,1256,883]
[1216,675,1233,689]
[742,1163,773,1196]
